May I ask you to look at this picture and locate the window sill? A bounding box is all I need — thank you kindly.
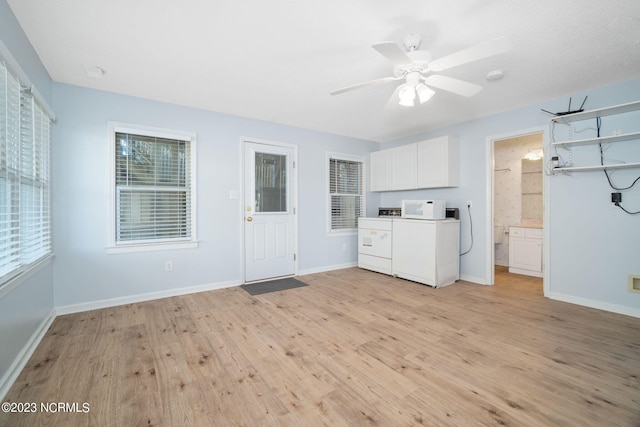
[107,241,199,254]
[0,254,55,299]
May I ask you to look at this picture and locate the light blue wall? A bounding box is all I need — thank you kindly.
[0,264,54,380]
[547,83,640,313]
[379,103,555,283]
[381,77,640,315]
[51,83,380,307]
[0,0,52,106]
[0,0,55,390]
[2,0,639,391]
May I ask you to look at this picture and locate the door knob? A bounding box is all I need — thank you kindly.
[246,216,253,222]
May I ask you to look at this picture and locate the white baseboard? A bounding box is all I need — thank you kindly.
[297,264,488,286]
[56,279,241,316]
[0,308,56,401]
[298,262,357,277]
[46,263,362,316]
[547,292,640,319]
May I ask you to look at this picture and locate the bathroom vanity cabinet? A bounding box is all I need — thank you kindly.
[509,226,543,277]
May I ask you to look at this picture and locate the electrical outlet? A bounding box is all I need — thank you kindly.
[165,260,173,272]
[613,129,622,136]
[611,192,622,205]
[467,200,472,208]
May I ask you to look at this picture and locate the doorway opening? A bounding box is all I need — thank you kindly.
[486,126,549,295]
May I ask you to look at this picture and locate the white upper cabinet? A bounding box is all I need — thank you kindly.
[369,149,392,191]
[416,135,459,188]
[370,135,459,192]
[369,144,417,191]
[390,144,418,190]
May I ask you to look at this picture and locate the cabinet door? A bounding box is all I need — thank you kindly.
[392,220,436,284]
[370,149,391,191]
[509,237,542,272]
[390,144,417,190]
[417,136,459,188]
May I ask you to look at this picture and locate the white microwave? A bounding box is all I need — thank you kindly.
[401,200,446,220]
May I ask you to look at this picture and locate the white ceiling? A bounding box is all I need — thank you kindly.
[8,0,640,142]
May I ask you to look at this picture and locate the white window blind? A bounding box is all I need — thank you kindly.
[114,131,193,245]
[0,62,52,286]
[328,155,365,232]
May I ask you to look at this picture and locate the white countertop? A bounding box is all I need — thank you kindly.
[510,223,543,229]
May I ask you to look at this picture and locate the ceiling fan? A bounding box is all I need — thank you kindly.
[330,34,511,107]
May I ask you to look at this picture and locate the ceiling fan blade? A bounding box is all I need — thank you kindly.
[330,76,399,95]
[383,85,404,111]
[372,42,413,66]
[424,75,482,97]
[428,36,512,72]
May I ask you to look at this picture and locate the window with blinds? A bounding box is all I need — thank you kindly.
[109,124,197,251]
[328,154,365,232]
[0,62,52,286]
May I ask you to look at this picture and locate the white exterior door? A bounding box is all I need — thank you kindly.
[244,141,296,282]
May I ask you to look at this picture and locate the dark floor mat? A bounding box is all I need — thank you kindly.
[241,277,308,296]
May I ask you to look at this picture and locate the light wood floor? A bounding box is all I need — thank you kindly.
[2,267,639,426]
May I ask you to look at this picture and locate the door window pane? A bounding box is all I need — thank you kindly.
[255,152,286,212]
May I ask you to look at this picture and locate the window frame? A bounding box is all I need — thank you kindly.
[326,152,366,236]
[107,121,198,254]
[0,61,53,291]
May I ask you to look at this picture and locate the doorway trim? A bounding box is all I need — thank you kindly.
[241,137,298,284]
[485,125,550,295]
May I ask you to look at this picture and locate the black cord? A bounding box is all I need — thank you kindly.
[614,202,640,215]
[460,204,473,256]
[598,117,640,191]
[550,121,569,167]
[601,147,640,190]
[596,117,640,215]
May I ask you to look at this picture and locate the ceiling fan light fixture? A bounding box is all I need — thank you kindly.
[403,33,422,52]
[523,149,543,160]
[330,34,512,109]
[398,85,416,107]
[416,84,435,104]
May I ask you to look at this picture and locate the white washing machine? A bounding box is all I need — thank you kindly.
[357,218,393,275]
